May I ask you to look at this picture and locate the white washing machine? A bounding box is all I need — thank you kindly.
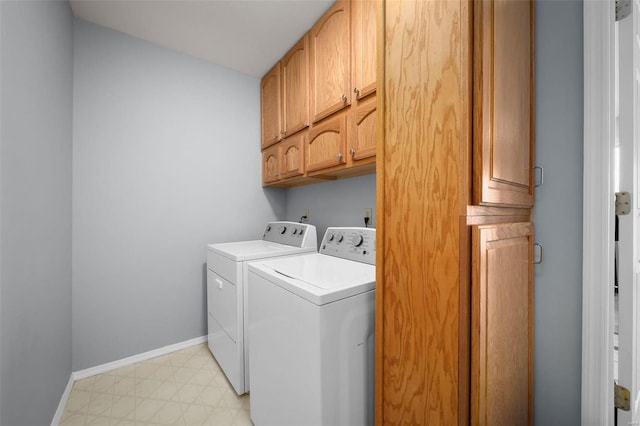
[248,227,376,426]
[206,221,317,395]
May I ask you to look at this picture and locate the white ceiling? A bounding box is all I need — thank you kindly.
[69,0,334,78]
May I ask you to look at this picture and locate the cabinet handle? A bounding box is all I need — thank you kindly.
[533,243,543,264]
[534,166,544,187]
[280,130,285,135]
[341,94,348,103]
[349,149,356,156]
[337,153,344,161]
[354,88,360,95]
[215,277,223,289]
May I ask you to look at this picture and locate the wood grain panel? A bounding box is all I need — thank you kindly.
[378,0,468,423]
[261,144,280,185]
[310,0,351,122]
[471,222,533,426]
[307,114,347,172]
[473,0,535,207]
[280,132,305,179]
[261,63,281,149]
[282,35,309,137]
[351,95,377,161]
[352,0,377,99]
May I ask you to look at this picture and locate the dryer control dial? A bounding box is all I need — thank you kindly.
[353,235,364,247]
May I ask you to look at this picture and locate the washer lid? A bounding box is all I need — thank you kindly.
[207,240,316,262]
[249,253,376,305]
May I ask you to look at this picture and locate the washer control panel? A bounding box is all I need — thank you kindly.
[262,221,317,248]
[320,227,376,265]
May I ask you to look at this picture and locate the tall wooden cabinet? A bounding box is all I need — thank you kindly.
[377,0,535,424]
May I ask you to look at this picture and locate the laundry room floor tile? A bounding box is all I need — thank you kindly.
[59,344,252,426]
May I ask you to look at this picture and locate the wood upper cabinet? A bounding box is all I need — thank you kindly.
[474,0,535,207]
[350,95,376,161]
[261,63,282,149]
[471,222,534,426]
[282,35,309,137]
[261,133,305,186]
[307,113,347,173]
[262,143,280,184]
[280,133,305,179]
[310,0,351,123]
[352,0,377,99]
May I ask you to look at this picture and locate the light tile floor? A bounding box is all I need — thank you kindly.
[59,344,252,426]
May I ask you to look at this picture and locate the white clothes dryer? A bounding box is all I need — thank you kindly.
[248,227,376,426]
[206,221,317,395]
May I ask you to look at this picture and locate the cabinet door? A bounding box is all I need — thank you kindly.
[280,133,305,179]
[310,0,351,123]
[262,144,280,185]
[261,63,282,149]
[352,0,377,100]
[474,0,534,207]
[307,114,347,173]
[471,221,533,426]
[282,35,309,137]
[351,95,376,161]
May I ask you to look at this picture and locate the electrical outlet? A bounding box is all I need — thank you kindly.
[364,208,372,219]
[303,209,310,220]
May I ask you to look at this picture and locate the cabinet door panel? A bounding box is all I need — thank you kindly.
[261,64,282,149]
[282,36,309,137]
[280,133,305,179]
[262,144,280,184]
[474,0,534,207]
[471,222,533,426]
[352,0,377,99]
[351,95,377,161]
[310,0,351,123]
[307,115,347,172]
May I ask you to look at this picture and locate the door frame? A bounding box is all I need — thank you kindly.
[582,1,616,424]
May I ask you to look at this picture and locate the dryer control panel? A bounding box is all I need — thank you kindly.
[320,227,376,265]
[262,221,317,248]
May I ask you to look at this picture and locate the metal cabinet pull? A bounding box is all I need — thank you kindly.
[341,94,348,103]
[215,278,223,289]
[534,166,544,187]
[533,243,543,264]
[354,88,360,95]
[337,153,344,161]
[349,149,356,156]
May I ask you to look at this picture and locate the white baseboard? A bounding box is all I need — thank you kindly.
[50,374,75,426]
[73,335,208,380]
[51,335,207,425]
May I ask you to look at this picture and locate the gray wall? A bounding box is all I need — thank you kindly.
[72,20,285,370]
[0,1,73,425]
[534,1,583,424]
[284,174,376,244]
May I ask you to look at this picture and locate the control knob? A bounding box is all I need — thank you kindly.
[337,235,344,243]
[354,235,364,247]
[280,226,287,234]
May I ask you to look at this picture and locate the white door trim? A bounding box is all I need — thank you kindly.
[582,1,616,425]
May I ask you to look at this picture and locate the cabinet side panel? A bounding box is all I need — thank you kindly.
[380,0,465,423]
